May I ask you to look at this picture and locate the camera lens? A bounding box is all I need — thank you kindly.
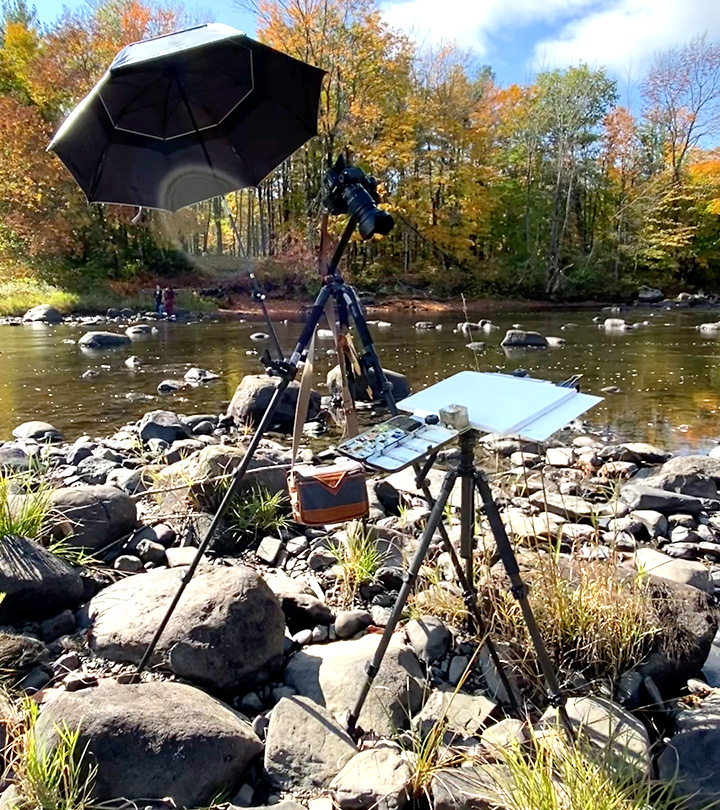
[342,185,394,239]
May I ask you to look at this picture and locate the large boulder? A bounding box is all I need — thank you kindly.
[500,330,548,348]
[84,564,285,691]
[657,727,720,809]
[138,410,189,444]
[227,374,320,430]
[49,485,138,550]
[23,305,62,324]
[78,331,131,349]
[327,366,410,403]
[264,696,356,792]
[634,547,711,593]
[0,536,83,624]
[284,633,424,736]
[34,681,262,807]
[620,483,703,514]
[151,443,290,510]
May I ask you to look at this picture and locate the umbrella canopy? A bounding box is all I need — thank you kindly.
[48,24,325,212]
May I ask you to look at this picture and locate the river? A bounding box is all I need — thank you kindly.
[2,305,720,454]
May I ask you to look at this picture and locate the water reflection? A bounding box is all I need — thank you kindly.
[1,307,720,453]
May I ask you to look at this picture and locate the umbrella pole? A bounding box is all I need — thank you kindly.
[172,73,284,361]
[221,197,284,361]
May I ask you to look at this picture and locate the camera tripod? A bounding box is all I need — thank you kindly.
[347,428,573,740]
[134,212,399,675]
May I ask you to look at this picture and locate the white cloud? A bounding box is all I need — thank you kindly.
[382,0,720,79]
[532,0,720,75]
[381,0,597,56]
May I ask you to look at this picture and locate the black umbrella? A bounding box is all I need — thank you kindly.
[48,23,325,212]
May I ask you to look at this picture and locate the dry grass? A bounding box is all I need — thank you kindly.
[485,554,661,686]
[407,561,470,627]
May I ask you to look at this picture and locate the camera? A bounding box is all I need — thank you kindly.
[323,155,394,240]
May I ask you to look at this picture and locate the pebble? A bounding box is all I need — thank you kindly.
[114,555,144,572]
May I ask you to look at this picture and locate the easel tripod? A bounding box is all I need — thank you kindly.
[347,428,573,739]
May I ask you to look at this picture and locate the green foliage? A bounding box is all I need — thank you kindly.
[0,471,52,541]
[9,699,98,810]
[329,522,386,607]
[226,485,291,541]
[46,539,98,568]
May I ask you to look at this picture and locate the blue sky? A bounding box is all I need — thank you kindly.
[31,0,720,90]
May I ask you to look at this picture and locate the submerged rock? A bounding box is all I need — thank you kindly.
[78,331,131,348]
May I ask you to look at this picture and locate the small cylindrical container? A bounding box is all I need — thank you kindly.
[439,403,469,431]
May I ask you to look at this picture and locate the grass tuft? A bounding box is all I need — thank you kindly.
[226,485,291,542]
[486,554,661,686]
[329,523,386,607]
[8,699,97,810]
[0,473,54,541]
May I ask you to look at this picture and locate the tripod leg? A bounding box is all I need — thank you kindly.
[475,471,574,740]
[347,467,458,737]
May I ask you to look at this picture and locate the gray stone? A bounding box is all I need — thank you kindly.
[78,331,131,349]
[228,374,320,430]
[406,616,451,664]
[85,564,285,691]
[280,593,334,633]
[334,610,372,639]
[40,609,75,642]
[165,547,198,567]
[538,696,650,780]
[75,456,117,485]
[113,554,143,572]
[105,467,146,494]
[0,444,29,472]
[138,410,188,444]
[0,536,83,623]
[661,454,720,483]
[133,538,167,565]
[12,421,63,442]
[414,687,497,740]
[621,484,703,514]
[284,633,424,736]
[264,696,356,792]
[528,491,596,522]
[257,536,284,565]
[479,718,526,753]
[620,442,671,464]
[545,447,574,467]
[34,680,262,807]
[448,655,470,686]
[500,329,548,348]
[635,548,711,593]
[331,748,411,810]
[631,509,668,539]
[431,764,513,810]
[50,485,138,551]
[657,727,720,809]
[23,305,62,324]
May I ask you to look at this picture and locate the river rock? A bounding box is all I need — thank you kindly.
[138,409,188,443]
[0,444,29,471]
[334,609,372,639]
[637,286,664,303]
[430,764,513,810]
[502,508,565,542]
[660,454,720,483]
[264,696,356,792]
[602,318,632,331]
[11,421,63,442]
[34,680,262,806]
[75,456,118,485]
[657,728,720,809]
[327,366,410,403]
[538,696,650,779]
[634,548,711,593]
[620,483,703,514]
[528,491,595,521]
[84,563,285,691]
[0,536,84,623]
[125,324,152,337]
[284,633,424,736]
[185,367,220,384]
[631,509,668,539]
[23,304,63,323]
[227,374,320,430]
[643,471,718,499]
[413,687,498,740]
[151,444,289,510]
[500,329,548,348]
[78,331,132,348]
[405,616,451,663]
[331,748,411,810]
[49,485,137,550]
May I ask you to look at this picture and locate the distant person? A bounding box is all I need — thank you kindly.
[163,286,175,318]
[154,285,163,314]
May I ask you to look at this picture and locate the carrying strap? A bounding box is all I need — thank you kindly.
[324,297,359,440]
[291,330,316,473]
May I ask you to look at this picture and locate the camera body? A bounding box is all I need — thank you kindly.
[323,155,394,240]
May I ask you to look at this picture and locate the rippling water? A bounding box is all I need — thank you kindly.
[2,305,720,453]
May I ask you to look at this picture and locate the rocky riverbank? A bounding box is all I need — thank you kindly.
[1,364,720,808]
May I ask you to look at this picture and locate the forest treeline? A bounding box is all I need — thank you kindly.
[1,0,719,301]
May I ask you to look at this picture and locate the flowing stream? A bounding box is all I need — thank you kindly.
[3,305,720,453]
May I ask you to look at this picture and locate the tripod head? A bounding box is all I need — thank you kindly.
[323,155,394,240]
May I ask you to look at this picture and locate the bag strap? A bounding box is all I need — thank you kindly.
[291,330,316,473]
[324,298,359,440]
